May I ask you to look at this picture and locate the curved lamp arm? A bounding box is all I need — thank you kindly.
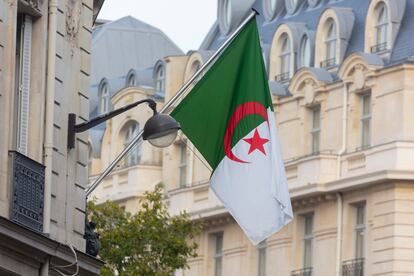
[67,99,157,149]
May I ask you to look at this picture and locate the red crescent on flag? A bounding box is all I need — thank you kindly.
[224,101,268,163]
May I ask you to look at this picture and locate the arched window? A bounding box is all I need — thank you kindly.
[123,122,141,166]
[375,3,389,52]
[155,66,165,93]
[277,34,291,82]
[299,35,311,68]
[365,0,405,54]
[191,61,201,76]
[126,71,136,87]
[323,19,337,68]
[99,80,109,114]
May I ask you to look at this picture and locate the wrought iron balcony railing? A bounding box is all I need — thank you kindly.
[320,58,336,69]
[371,42,387,54]
[342,258,364,276]
[9,151,45,232]
[291,267,312,276]
[275,72,290,83]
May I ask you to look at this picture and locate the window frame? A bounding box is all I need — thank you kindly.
[373,2,389,53]
[213,232,224,276]
[126,71,136,87]
[310,105,321,154]
[99,81,109,114]
[178,142,187,187]
[299,35,311,68]
[360,93,372,148]
[354,203,366,259]
[276,33,291,83]
[123,122,141,167]
[155,66,165,93]
[323,19,337,68]
[303,213,314,269]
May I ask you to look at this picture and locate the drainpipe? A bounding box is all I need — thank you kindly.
[41,1,57,275]
[335,192,343,276]
[43,0,58,239]
[335,82,348,276]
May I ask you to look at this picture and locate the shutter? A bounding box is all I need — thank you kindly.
[17,15,32,155]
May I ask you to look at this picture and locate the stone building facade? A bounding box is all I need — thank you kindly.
[90,0,414,275]
[0,0,104,274]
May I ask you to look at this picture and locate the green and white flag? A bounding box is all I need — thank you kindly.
[171,17,293,245]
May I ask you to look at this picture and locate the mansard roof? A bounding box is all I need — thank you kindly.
[200,0,414,67]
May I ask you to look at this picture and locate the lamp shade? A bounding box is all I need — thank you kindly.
[143,113,181,148]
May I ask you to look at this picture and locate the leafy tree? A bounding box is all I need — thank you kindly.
[88,184,201,276]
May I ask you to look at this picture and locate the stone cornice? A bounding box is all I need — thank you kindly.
[0,217,103,274]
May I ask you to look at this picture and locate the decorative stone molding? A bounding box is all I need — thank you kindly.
[292,193,336,210]
[202,214,234,230]
[288,67,333,98]
[338,52,384,85]
[66,0,81,50]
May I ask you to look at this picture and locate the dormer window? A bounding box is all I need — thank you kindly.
[277,34,291,83]
[373,3,389,53]
[322,19,337,68]
[126,70,136,87]
[299,35,311,68]
[99,80,109,114]
[155,66,165,93]
[316,8,355,69]
[263,0,284,21]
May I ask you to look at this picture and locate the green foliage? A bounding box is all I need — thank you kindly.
[88,184,201,276]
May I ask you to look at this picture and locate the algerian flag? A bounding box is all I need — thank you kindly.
[171,17,293,245]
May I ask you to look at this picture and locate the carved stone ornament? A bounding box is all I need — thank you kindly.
[66,0,81,43]
[354,65,366,90]
[304,79,315,105]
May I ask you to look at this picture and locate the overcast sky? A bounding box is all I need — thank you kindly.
[98,0,218,52]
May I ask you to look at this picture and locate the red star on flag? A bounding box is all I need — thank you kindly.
[243,129,269,155]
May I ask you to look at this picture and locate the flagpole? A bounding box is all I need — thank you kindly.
[86,9,259,197]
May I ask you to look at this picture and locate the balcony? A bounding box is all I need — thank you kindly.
[371,42,387,54]
[9,151,45,232]
[291,267,312,276]
[342,258,364,276]
[275,72,290,83]
[320,58,336,69]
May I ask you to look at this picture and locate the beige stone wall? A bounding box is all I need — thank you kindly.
[0,0,95,251]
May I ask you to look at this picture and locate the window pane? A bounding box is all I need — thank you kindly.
[304,239,312,267]
[312,107,320,129]
[303,214,313,268]
[362,95,371,115]
[355,204,366,258]
[300,36,311,67]
[214,233,223,276]
[179,144,187,187]
[362,120,370,147]
[361,94,371,147]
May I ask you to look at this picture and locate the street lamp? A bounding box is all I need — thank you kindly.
[67,97,180,256]
[67,98,180,149]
